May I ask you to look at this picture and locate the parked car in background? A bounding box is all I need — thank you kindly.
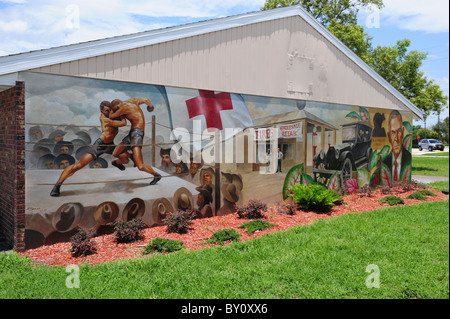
[418,139,445,151]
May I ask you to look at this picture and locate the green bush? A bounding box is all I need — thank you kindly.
[406,192,427,201]
[238,219,274,235]
[417,189,437,197]
[142,237,183,255]
[379,195,405,206]
[111,218,146,243]
[206,229,241,245]
[406,189,437,201]
[164,210,195,234]
[237,200,267,219]
[70,229,97,257]
[289,184,342,213]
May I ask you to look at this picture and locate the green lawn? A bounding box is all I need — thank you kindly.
[1,199,448,299]
[421,152,449,157]
[412,156,449,176]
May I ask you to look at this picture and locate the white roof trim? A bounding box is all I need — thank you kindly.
[0,5,422,119]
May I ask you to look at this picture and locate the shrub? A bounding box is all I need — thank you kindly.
[142,237,183,255]
[418,189,437,197]
[111,217,146,243]
[238,219,274,235]
[206,229,241,245]
[278,203,297,215]
[398,180,425,191]
[379,185,392,195]
[406,192,427,201]
[357,184,373,197]
[406,189,437,201]
[164,210,195,234]
[379,195,405,206]
[237,200,267,219]
[70,229,97,257]
[289,184,342,213]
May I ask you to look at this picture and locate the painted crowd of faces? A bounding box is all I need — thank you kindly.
[28,125,110,170]
[157,148,244,218]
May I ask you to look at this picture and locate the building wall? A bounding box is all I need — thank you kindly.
[0,82,26,251]
[30,16,411,114]
[21,72,413,249]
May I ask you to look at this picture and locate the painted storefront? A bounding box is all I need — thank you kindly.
[23,72,413,248]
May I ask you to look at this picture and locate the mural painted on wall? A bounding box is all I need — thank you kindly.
[22,72,413,249]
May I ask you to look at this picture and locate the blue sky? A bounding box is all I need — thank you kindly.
[0,0,448,127]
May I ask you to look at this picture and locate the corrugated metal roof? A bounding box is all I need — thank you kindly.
[0,5,423,119]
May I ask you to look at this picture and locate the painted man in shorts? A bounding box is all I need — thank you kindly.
[108,98,162,185]
[50,101,127,196]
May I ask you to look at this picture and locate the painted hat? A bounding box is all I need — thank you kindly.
[28,125,43,141]
[89,157,108,168]
[37,154,56,169]
[93,201,119,225]
[76,131,92,145]
[53,140,74,155]
[48,129,66,141]
[33,138,55,152]
[75,145,91,160]
[54,154,75,168]
[221,183,240,203]
[173,187,194,211]
[152,197,174,225]
[221,172,243,191]
[52,202,84,232]
[195,185,213,205]
[122,198,146,221]
[71,138,88,147]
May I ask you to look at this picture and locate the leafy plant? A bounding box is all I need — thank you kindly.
[164,210,195,234]
[379,195,405,206]
[278,203,297,215]
[417,189,437,197]
[357,184,372,197]
[238,219,275,235]
[142,237,183,255]
[206,229,241,245]
[237,200,267,219]
[406,192,427,201]
[406,189,437,201]
[289,184,342,213]
[70,229,97,257]
[111,217,146,243]
[282,163,304,200]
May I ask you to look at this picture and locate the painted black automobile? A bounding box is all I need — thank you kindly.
[313,121,373,186]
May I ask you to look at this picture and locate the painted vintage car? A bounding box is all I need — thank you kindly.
[313,121,373,186]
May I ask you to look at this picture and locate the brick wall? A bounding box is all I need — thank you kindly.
[0,81,25,252]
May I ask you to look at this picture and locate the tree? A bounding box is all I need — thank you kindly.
[410,79,448,136]
[261,0,384,26]
[261,0,446,125]
[369,40,428,100]
[326,19,374,64]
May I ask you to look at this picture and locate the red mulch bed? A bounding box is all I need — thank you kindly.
[21,187,448,267]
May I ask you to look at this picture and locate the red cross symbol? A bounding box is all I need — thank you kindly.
[186,90,233,131]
